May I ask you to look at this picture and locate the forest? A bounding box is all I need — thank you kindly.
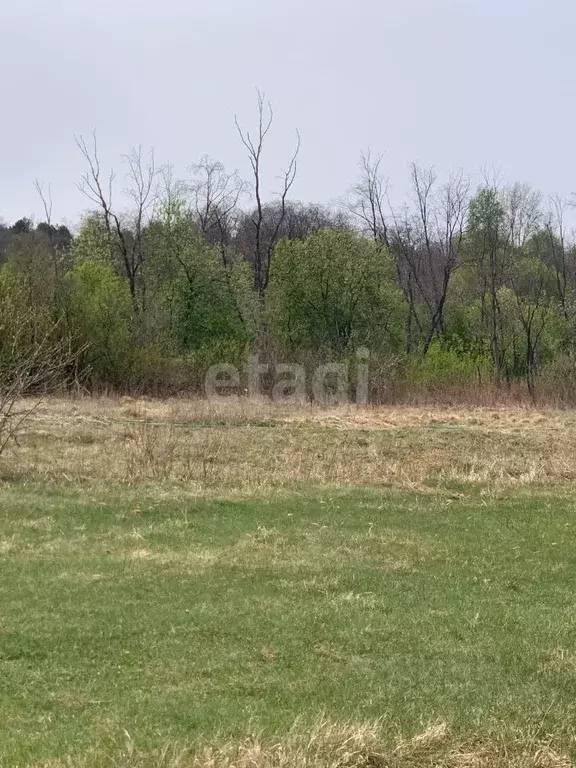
[2,97,576,404]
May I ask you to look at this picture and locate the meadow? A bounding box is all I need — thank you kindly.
[1,398,576,767]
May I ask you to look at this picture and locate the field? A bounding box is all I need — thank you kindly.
[2,398,576,767]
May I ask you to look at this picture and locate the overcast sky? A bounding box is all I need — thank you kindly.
[1,0,575,227]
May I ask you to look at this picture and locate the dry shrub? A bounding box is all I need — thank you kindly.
[124,425,183,482]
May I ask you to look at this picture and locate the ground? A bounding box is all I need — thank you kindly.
[1,398,576,767]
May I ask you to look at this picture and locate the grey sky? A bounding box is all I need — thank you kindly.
[1,0,575,227]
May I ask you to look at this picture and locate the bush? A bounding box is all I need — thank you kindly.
[64,260,135,386]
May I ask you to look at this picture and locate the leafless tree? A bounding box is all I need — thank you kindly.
[188,156,247,267]
[124,145,157,313]
[75,133,116,241]
[0,318,83,456]
[543,195,572,317]
[389,164,469,354]
[34,180,53,229]
[427,170,470,351]
[343,150,390,247]
[75,134,157,314]
[503,182,541,248]
[34,180,71,281]
[235,90,300,295]
[509,258,553,400]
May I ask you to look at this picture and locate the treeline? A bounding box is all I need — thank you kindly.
[2,103,576,403]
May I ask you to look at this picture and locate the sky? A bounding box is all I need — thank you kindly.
[1,0,575,228]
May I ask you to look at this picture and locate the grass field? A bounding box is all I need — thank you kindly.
[2,398,576,767]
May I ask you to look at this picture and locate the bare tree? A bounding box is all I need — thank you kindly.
[503,182,541,248]
[75,133,116,244]
[427,170,470,352]
[34,180,73,280]
[389,164,469,354]
[343,150,390,247]
[509,258,553,400]
[235,90,300,295]
[543,195,572,317]
[34,180,53,229]
[188,156,247,267]
[124,145,157,313]
[0,318,83,456]
[75,134,157,314]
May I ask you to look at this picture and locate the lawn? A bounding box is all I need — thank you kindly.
[1,399,576,766]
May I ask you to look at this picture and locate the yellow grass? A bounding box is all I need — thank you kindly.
[4,395,576,496]
[29,718,573,768]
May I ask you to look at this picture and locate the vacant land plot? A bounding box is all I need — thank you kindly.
[1,399,576,767]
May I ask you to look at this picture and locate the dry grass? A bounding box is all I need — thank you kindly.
[5,395,576,495]
[29,718,573,768]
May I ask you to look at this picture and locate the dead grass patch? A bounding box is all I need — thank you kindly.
[6,396,576,495]
[126,546,219,569]
[541,649,576,677]
[28,719,574,768]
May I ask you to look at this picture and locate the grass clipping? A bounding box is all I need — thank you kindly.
[36,720,573,768]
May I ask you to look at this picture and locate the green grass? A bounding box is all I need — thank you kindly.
[2,483,576,765]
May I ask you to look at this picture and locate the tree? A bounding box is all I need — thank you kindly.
[464,185,508,384]
[389,164,469,354]
[63,260,134,386]
[464,181,542,386]
[0,266,81,452]
[510,238,557,398]
[148,200,253,353]
[234,200,348,264]
[268,229,405,355]
[342,150,390,247]
[76,134,158,315]
[187,155,247,268]
[235,90,300,295]
[540,196,574,319]
[34,180,73,280]
[11,218,32,235]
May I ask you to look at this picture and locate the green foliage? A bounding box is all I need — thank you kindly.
[466,186,505,245]
[405,339,487,387]
[149,201,253,354]
[71,214,115,267]
[268,229,405,355]
[164,264,246,352]
[0,262,60,363]
[64,260,134,385]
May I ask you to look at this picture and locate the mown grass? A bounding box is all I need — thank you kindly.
[2,469,576,766]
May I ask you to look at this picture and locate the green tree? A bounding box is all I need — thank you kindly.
[64,260,134,386]
[149,201,252,354]
[71,214,116,267]
[268,229,405,355]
